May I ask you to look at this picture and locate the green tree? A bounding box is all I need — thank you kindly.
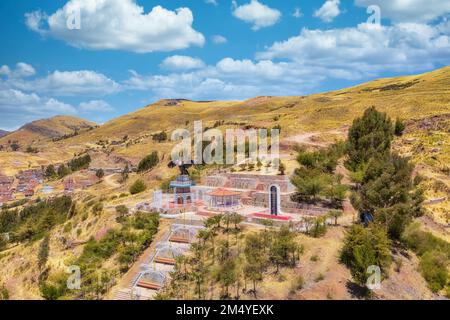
[346,107,393,171]
[358,153,423,239]
[217,260,237,298]
[328,210,343,226]
[137,152,159,173]
[0,285,10,300]
[340,224,391,289]
[57,164,70,178]
[291,173,326,202]
[419,250,449,293]
[96,169,105,180]
[45,165,57,179]
[129,179,147,195]
[244,233,267,296]
[278,161,286,175]
[394,118,405,136]
[256,158,263,171]
[115,205,129,219]
[121,164,130,183]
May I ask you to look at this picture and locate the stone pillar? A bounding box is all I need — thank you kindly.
[269,184,281,216]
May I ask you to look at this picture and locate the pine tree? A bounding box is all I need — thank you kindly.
[346,107,394,171]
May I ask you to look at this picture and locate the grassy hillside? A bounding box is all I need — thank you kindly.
[0,115,97,150]
[45,66,447,160]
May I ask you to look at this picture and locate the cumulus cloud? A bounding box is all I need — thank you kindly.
[212,35,227,44]
[79,100,113,113]
[25,0,205,53]
[257,22,450,77]
[205,0,218,5]
[0,66,120,97]
[0,88,77,129]
[0,63,36,78]
[293,7,303,18]
[160,56,206,71]
[0,89,76,114]
[314,0,341,23]
[355,0,450,23]
[125,57,326,101]
[232,0,282,30]
[124,14,450,101]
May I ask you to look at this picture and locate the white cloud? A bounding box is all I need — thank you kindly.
[0,65,11,77]
[124,15,450,101]
[212,35,228,44]
[314,0,341,23]
[160,56,206,71]
[0,63,36,78]
[1,67,120,97]
[125,57,325,101]
[0,88,77,129]
[79,100,113,113]
[293,7,303,18]
[25,0,205,53]
[232,0,282,30]
[14,63,36,78]
[257,22,450,77]
[205,0,218,6]
[355,0,450,23]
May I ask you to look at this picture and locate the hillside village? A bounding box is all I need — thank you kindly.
[0,67,449,300]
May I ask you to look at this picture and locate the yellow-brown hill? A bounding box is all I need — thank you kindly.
[0,115,97,149]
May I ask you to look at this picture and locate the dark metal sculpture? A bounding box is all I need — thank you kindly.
[168,159,194,176]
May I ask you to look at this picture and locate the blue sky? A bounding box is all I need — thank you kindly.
[0,0,449,130]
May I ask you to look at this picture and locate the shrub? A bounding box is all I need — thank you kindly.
[309,218,327,238]
[0,285,9,300]
[290,275,305,292]
[394,118,405,136]
[96,169,105,180]
[115,205,129,217]
[340,224,391,287]
[137,152,159,173]
[92,202,103,215]
[419,251,449,293]
[402,223,450,292]
[130,179,147,195]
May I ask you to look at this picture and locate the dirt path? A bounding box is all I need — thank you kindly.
[104,174,121,189]
[285,129,347,148]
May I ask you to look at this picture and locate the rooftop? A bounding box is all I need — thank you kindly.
[207,188,241,197]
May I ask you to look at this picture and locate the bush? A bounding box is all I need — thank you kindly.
[115,205,129,217]
[137,152,159,172]
[340,224,391,287]
[394,118,405,136]
[290,275,305,293]
[96,169,105,180]
[402,223,450,292]
[419,251,449,293]
[0,285,9,300]
[92,202,103,215]
[309,218,327,238]
[129,179,147,195]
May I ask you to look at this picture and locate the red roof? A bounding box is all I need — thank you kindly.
[207,188,241,197]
